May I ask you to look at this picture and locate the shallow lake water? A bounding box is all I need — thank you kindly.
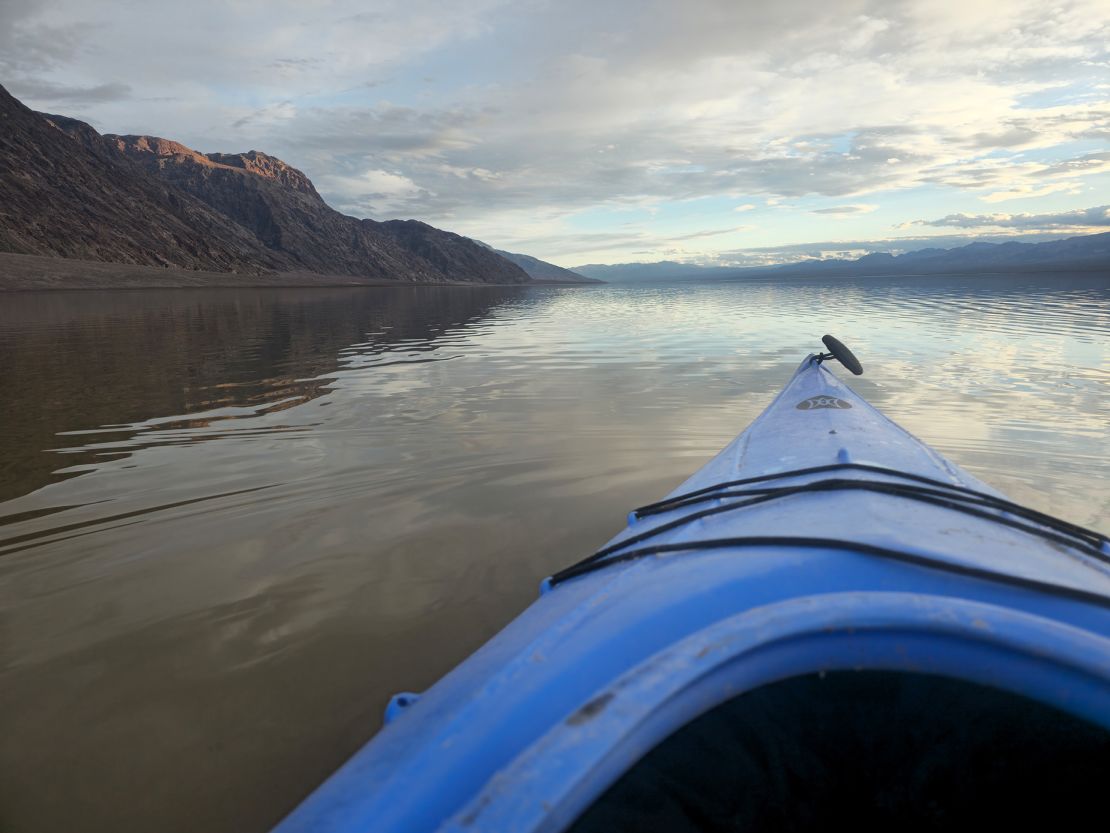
[0,275,1107,832]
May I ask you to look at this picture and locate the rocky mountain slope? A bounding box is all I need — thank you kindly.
[1,86,287,272]
[105,133,526,283]
[0,84,528,284]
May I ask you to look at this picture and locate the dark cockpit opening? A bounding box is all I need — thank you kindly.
[569,671,1110,833]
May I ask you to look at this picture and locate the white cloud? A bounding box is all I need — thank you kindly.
[981,181,1082,203]
[358,170,424,196]
[669,226,753,241]
[317,168,430,215]
[913,204,1110,230]
[810,204,879,216]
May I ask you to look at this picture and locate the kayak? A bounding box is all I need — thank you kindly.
[274,337,1110,833]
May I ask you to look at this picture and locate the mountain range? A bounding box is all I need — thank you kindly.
[0,84,592,286]
[4,80,1104,289]
[577,232,1110,282]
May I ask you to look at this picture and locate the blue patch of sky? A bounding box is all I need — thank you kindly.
[562,205,652,230]
[1014,139,1109,164]
[1016,82,1106,109]
[824,133,855,154]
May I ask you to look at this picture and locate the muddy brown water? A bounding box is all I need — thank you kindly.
[1,276,1107,832]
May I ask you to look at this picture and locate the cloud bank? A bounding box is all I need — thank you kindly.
[4,0,1109,263]
[915,205,1110,230]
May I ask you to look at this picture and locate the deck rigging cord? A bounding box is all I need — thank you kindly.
[548,463,1110,605]
[549,535,1110,612]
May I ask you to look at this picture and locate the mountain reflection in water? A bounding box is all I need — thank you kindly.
[0,275,1107,833]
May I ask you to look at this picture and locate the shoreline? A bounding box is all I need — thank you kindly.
[0,252,598,291]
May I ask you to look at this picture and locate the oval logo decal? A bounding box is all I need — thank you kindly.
[796,396,853,410]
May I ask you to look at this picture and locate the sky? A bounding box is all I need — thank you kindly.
[3,0,1109,267]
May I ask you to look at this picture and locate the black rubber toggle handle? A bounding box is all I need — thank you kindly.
[821,334,864,375]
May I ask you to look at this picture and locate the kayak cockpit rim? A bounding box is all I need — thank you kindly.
[444,592,1110,833]
[567,670,1108,833]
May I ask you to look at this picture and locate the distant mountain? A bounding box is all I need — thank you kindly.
[776,232,1110,276]
[576,233,1110,282]
[575,261,721,282]
[473,242,601,283]
[0,83,528,284]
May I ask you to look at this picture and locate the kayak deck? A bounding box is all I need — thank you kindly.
[552,356,1110,601]
[274,353,1110,833]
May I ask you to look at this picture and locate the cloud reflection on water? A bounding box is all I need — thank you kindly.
[0,275,1107,833]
